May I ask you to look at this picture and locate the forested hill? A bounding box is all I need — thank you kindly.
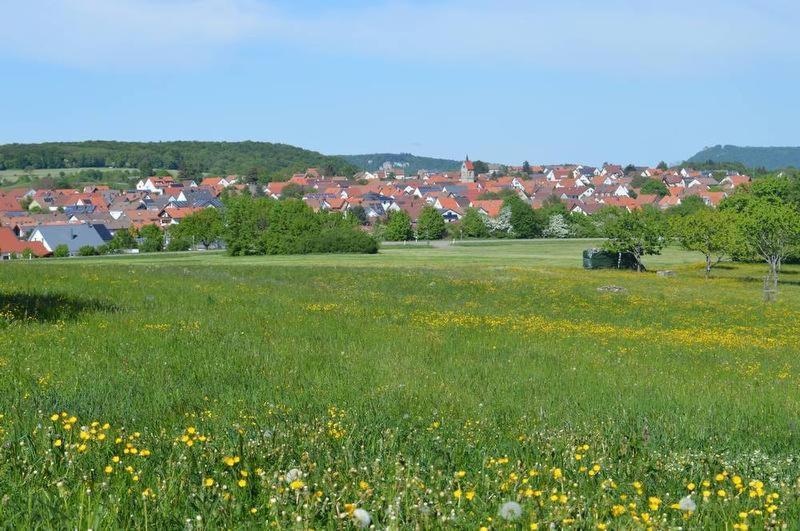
[687,145,800,171]
[0,141,359,180]
[338,153,461,173]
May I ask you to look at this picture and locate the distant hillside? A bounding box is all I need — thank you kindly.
[339,153,461,174]
[687,145,800,171]
[0,141,359,180]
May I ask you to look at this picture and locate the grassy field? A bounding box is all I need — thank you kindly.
[0,167,174,190]
[1,241,798,528]
[0,167,130,183]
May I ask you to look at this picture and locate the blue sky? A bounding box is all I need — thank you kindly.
[0,0,798,166]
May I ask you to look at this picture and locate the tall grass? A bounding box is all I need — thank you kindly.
[0,244,798,527]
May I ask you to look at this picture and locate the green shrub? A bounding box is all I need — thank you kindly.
[309,228,378,254]
[53,244,70,258]
[166,237,192,252]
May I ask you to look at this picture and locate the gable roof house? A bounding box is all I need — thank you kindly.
[434,197,464,222]
[470,199,505,218]
[136,176,176,194]
[0,227,50,259]
[0,193,24,213]
[593,183,630,198]
[719,174,751,190]
[28,224,106,255]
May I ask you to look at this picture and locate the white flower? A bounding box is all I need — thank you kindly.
[498,501,523,521]
[679,495,696,512]
[352,508,371,528]
[285,468,303,483]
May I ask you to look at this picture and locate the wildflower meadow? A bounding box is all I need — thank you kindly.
[0,241,798,528]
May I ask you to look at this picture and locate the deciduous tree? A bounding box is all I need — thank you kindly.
[416,206,447,241]
[171,208,223,249]
[383,210,414,241]
[504,196,543,238]
[739,198,800,300]
[603,208,666,272]
[671,209,742,278]
[460,207,489,238]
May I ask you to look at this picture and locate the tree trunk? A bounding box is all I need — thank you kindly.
[705,255,712,279]
[764,257,780,302]
[773,258,779,293]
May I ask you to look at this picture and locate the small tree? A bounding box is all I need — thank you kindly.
[739,198,800,301]
[473,160,490,174]
[166,236,192,252]
[522,161,531,174]
[639,179,669,197]
[78,245,98,256]
[107,228,136,253]
[138,224,164,253]
[504,196,543,239]
[280,183,309,200]
[460,207,489,238]
[348,205,368,226]
[543,213,572,239]
[416,206,447,241]
[383,210,414,241]
[603,208,666,272]
[172,208,223,249]
[53,244,70,257]
[671,209,742,278]
[657,161,669,171]
[485,207,513,237]
[137,161,154,178]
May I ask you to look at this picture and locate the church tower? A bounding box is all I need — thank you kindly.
[461,156,475,183]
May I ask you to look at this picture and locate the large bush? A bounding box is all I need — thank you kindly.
[223,196,378,256]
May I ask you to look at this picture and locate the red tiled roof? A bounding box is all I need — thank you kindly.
[470,200,504,218]
[0,227,50,256]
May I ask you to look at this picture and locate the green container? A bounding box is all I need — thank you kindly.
[582,248,641,270]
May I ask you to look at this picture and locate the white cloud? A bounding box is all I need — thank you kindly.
[1,0,797,72]
[0,0,265,68]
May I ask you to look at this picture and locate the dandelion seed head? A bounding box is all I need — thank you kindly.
[498,501,523,521]
[285,468,303,483]
[679,495,697,512]
[352,508,371,528]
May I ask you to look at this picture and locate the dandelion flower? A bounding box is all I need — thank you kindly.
[498,501,523,521]
[678,495,696,512]
[352,508,371,528]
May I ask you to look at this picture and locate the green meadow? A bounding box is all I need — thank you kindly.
[0,240,798,528]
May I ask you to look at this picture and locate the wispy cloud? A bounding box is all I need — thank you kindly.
[1,0,265,68]
[1,0,797,72]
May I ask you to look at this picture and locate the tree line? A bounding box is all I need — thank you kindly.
[602,176,800,300]
[0,141,359,182]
